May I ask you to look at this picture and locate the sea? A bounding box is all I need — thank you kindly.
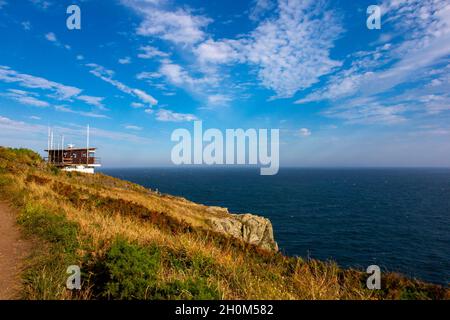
[99,167,450,286]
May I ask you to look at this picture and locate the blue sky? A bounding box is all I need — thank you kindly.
[0,0,449,167]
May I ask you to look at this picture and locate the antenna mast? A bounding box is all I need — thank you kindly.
[47,127,50,151]
[86,124,90,166]
[62,135,64,166]
[50,129,54,164]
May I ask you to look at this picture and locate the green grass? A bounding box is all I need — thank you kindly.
[19,203,79,253]
[17,203,85,299]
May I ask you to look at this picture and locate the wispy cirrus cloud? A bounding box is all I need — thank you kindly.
[193,0,343,98]
[44,32,71,50]
[124,125,142,130]
[3,89,50,107]
[294,0,450,125]
[22,21,31,30]
[77,95,107,110]
[54,105,109,119]
[29,0,51,10]
[122,0,235,107]
[298,128,312,137]
[86,63,158,106]
[157,59,235,108]
[118,57,131,65]
[137,45,169,59]
[45,32,56,42]
[0,115,44,133]
[155,109,198,122]
[0,65,81,100]
[0,66,109,111]
[131,102,145,108]
[158,60,213,87]
[323,102,407,125]
[0,115,150,145]
[249,0,276,22]
[124,0,343,100]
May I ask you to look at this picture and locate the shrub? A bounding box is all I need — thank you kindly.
[100,238,160,300]
[156,278,220,300]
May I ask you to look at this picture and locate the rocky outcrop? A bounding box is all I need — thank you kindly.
[206,208,278,251]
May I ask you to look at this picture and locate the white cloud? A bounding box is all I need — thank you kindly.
[292,0,450,125]
[118,57,131,64]
[30,0,51,9]
[155,109,198,122]
[159,62,191,86]
[29,115,41,120]
[207,94,232,106]
[124,125,142,130]
[76,55,84,60]
[133,88,157,106]
[77,95,106,109]
[419,94,450,114]
[303,0,450,104]
[86,63,158,106]
[249,0,276,21]
[157,60,229,106]
[54,105,109,119]
[136,71,162,80]
[44,32,71,50]
[0,115,43,133]
[45,32,57,42]
[323,102,407,125]
[192,0,343,98]
[158,59,219,89]
[22,21,31,30]
[3,89,50,107]
[131,102,144,108]
[0,66,113,113]
[244,0,343,98]
[0,66,82,100]
[135,8,211,45]
[299,128,311,137]
[195,39,241,64]
[137,45,169,59]
[0,115,150,145]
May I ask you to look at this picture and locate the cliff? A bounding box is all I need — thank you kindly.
[0,147,448,300]
[207,210,278,251]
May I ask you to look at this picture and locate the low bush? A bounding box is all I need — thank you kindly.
[98,238,160,299]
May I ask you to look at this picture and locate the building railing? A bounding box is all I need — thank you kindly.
[44,157,101,166]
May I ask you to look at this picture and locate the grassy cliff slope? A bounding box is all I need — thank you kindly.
[0,147,448,300]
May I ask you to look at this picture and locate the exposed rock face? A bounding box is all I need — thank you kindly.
[206,210,278,252]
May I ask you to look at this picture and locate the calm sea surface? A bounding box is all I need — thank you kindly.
[100,167,450,285]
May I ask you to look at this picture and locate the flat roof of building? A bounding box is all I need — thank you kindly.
[45,147,97,152]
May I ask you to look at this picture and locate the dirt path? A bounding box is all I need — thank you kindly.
[0,202,32,299]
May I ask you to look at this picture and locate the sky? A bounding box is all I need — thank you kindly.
[0,0,449,167]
